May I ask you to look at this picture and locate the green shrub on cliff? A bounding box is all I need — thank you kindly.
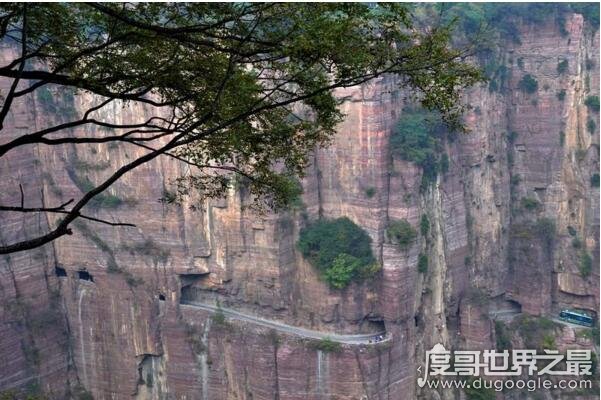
[534,218,556,250]
[585,95,600,112]
[587,119,596,134]
[390,108,441,164]
[494,321,512,350]
[309,337,342,353]
[417,253,428,273]
[386,219,417,250]
[513,315,558,350]
[298,217,377,289]
[420,214,430,236]
[557,59,568,75]
[579,251,593,278]
[322,254,362,289]
[520,197,541,210]
[431,3,599,48]
[390,108,447,188]
[518,74,538,94]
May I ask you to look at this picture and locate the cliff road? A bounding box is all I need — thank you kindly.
[179,300,389,345]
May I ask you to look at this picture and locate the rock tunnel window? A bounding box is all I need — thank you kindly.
[55,266,67,277]
[179,273,211,302]
[78,270,94,282]
[158,294,166,301]
[369,320,386,332]
[506,299,522,314]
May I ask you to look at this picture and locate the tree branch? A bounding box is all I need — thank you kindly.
[0,4,26,130]
[0,200,135,227]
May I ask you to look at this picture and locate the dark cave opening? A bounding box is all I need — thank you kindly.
[506,299,522,314]
[78,270,94,282]
[158,293,166,301]
[178,273,211,303]
[180,284,199,303]
[55,266,67,277]
[368,319,386,333]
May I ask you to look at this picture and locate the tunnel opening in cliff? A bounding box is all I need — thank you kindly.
[180,284,203,303]
[179,273,212,304]
[367,319,386,333]
[55,266,67,277]
[489,297,523,320]
[506,299,522,314]
[77,270,94,282]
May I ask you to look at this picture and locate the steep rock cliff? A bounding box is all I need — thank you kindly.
[0,13,598,400]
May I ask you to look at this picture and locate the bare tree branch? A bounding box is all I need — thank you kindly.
[0,198,74,212]
[0,4,26,129]
[0,115,178,157]
[0,200,135,227]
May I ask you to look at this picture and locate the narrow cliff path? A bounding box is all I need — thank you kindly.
[179,301,388,345]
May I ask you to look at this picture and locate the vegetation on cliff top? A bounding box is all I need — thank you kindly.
[298,217,378,289]
[431,3,599,44]
[426,3,599,96]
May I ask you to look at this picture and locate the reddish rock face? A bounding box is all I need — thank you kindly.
[0,13,598,400]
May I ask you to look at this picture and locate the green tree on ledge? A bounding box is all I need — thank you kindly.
[297,217,378,289]
[386,219,417,250]
[390,108,447,188]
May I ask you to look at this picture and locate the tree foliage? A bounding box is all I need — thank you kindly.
[0,3,482,254]
[390,108,447,187]
[417,253,428,273]
[309,337,342,353]
[420,214,430,236]
[431,3,599,44]
[591,173,600,187]
[322,254,363,289]
[520,197,541,211]
[518,74,538,94]
[386,219,417,250]
[297,217,377,289]
[579,251,593,278]
[513,315,558,351]
[557,59,569,75]
[585,96,600,112]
